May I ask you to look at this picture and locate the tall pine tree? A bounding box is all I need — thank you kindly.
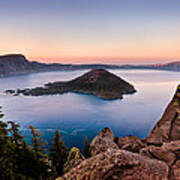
[49,130,68,176]
[8,121,23,146]
[28,125,50,179]
[0,107,17,179]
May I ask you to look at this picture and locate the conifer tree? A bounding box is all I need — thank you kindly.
[0,108,7,148]
[0,107,51,179]
[49,130,68,176]
[0,120,8,146]
[28,125,49,179]
[28,125,46,153]
[8,121,23,146]
[0,107,15,179]
[82,136,91,158]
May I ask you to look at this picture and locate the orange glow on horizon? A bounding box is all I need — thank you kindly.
[1,28,180,64]
[29,55,180,65]
[0,50,179,65]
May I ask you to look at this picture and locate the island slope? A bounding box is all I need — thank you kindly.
[5,69,136,100]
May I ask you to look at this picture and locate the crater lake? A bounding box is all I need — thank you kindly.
[0,69,179,149]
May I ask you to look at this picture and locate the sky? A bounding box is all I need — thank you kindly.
[0,0,180,64]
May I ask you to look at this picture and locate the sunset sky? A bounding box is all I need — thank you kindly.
[0,0,180,64]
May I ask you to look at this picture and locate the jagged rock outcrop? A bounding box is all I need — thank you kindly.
[171,160,180,179]
[162,140,180,155]
[162,141,180,179]
[146,85,180,145]
[116,135,146,153]
[57,149,169,180]
[90,129,119,156]
[99,127,114,140]
[140,145,176,166]
[63,147,85,173]
[139,140,180,179]
[57,85,180,180]
[57,126,169,180]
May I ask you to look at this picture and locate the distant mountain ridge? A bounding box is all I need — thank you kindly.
[119,61,180,71]
[0,54,71,77]
[0,54,180,77]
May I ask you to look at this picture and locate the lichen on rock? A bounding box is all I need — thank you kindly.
[63,147,85,173]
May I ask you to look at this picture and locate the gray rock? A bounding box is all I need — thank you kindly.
[99,127,114,141]
[140,145,176,166]
[57,149,169,180]
[146,85,180,145]
[116,135,145,153]
[90,136,119,156]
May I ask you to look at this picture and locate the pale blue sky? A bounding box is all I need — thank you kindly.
[0,0,180,64]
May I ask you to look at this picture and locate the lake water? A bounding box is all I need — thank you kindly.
[0,69,179,149]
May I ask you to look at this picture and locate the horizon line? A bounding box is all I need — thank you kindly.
[0,52,179,65]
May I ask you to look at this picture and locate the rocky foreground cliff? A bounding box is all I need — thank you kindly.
[57,85,180,180]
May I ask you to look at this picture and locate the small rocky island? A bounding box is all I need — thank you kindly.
[5,69,136,100]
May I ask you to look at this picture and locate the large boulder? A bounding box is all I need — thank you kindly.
[57,149,169,180]
[140,145,176,166]
[116,135,146,153]
[90,135,119,156]
[162,140,180,156]
[170,160,180,180]
[90,127,118,156]
[99,127,114,140]
[146,85,180,145]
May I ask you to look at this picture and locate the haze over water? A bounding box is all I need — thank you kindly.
[0,69,179,149]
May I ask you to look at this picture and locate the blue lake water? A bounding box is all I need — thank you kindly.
[0,69,179,149]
